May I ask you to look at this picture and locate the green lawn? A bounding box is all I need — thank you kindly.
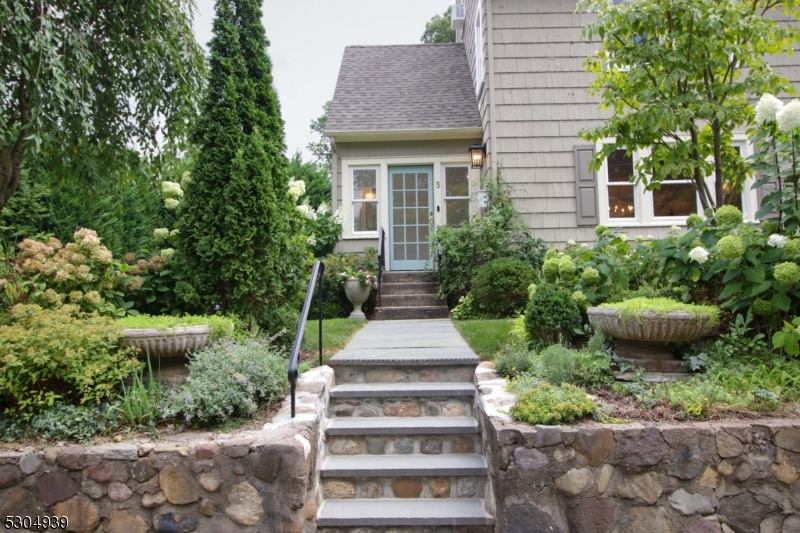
[301,319,367,362]
[453,319,516,360]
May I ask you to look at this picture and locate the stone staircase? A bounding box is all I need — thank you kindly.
[375,271,450,320]
[316,320,495,532]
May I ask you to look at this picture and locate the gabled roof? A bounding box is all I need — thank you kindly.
[325,44,482,138]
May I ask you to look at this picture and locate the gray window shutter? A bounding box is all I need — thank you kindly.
[574,145,599,226]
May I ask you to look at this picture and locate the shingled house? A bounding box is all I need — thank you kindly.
[325,0,800,270]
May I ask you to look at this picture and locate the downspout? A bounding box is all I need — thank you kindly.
[486,0,498,175]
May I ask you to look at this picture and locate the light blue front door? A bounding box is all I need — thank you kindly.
[389,166,433,271]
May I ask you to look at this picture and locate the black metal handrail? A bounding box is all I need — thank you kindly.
[288,260,324,418]
[377,227,385,307]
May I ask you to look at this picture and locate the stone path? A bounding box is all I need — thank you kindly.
[316,319,495,532]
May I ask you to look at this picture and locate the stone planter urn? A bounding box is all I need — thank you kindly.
[344,278,371,319]
[588,307,716,375]
[119,325,212,383]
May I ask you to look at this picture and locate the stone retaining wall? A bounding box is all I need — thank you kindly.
[475,362,800,533]
[0,366,333,533]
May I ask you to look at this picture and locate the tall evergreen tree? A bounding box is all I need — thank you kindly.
[178,0,294,323]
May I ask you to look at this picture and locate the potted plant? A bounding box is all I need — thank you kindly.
[341,268,375,319]
[587,298,719,374]
[115,315,234,381]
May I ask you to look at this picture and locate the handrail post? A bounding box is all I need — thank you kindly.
[318,263,324,367]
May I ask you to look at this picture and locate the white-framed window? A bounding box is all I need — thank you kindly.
[597,136,756,225]
[352,167,378,233]
[444,166,471,225]
[474,1,484,93]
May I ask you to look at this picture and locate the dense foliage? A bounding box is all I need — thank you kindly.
[471,258,536,318]
[0,305,141,414]
[433,172,546,304]
[0,0,205,210]
[524,283,582,345]
[421,6,456,44]
[178,0,303,329]
[287,151,331,211]
[164,339,288,426]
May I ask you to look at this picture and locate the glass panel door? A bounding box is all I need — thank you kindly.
[389,166,433,270]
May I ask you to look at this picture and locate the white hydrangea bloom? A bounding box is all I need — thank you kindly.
[777,99,800,133]
[316,202,331,215]
[164,198,180,210]
[755,93,783,125]
[170,229,180,237]
[180,171,192,190]
[333,208,345,225]
[619,233,628,242]
[670,225,681,233]
[306,234,317,246]
[296,203,317,220]
[567,239,576,246]
[160,248,176,260]
[768,234,789,248]
[153,228,170,242]
[288,178,306,201]
[646,235,656,240]
[689,246,709,264]
[161,181,184,199]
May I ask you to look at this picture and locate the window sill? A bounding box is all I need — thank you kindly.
[343,233,379,240]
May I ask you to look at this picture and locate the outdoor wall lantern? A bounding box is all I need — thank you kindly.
[469,143,486,169]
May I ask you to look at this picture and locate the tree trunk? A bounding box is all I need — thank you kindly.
[712,120,725,205]
[689,127,716,211]
[0,139,24,213]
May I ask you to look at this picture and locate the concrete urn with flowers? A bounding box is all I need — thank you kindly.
[342,269,375,319]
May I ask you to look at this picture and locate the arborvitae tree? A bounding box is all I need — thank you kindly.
[178,0,294,324]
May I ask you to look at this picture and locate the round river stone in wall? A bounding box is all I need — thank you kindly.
[159,465,200,505]
[225,482,264,527]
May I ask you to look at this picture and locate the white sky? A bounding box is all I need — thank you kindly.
[192,0,453,161]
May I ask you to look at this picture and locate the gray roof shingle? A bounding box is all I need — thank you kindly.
[325,44,482,134]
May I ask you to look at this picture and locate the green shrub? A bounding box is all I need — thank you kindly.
[471,258,535,318]
[510,382,595,425]
[493,341,534,379]
[164,339,288,426]
[260,304,301,349]
[0,305,141,414]
[773,317,800,356]
[538,344,577,385]
[452,292,481,320]
[116,314,235,340]
[524,284,582,344]
[28,403,114,443]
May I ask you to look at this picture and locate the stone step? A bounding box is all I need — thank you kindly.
[322,454,487,477]
[327,433,480,456]
[331,382,476,398]
[379,293,445,307]
[317,526,494,533]
[382,271,434,283]
[327,416,478,436]
[332,365,476,385]
[329,396,473,418]
[317,498,494,528]
[375,306,450,320]
[380,281,437,295]
[329,349,479,367]
[322,475,487,500]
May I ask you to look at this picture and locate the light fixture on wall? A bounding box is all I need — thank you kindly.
[469,143,486,169]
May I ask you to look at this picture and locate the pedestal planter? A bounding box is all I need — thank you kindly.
[588,307,716,375]
[119,325,212,383]
[344,279,371,319]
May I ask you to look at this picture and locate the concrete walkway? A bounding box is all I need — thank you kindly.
[328,318,479,365]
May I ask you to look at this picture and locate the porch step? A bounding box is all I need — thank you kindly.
[375,305,450,320]
[326,433,480,455]
[380,281,437,295]
[327,416,478,436]
[379,293,445,307]
[329,396,474,418]
[321,454,487,477]
[317,498,494,528]
[331,382,475,398]
[382,271,433,283]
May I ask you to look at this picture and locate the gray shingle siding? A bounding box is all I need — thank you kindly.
[326,44,481,133]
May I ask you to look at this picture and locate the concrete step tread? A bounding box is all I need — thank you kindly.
[328,348,480,366]
[317,498,494,527]
[327,416,479,435]
[321,454,487,477]
[331,382,475,398]
[376,305,449,310]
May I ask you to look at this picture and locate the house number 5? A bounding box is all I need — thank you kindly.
[436,181,440,188]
